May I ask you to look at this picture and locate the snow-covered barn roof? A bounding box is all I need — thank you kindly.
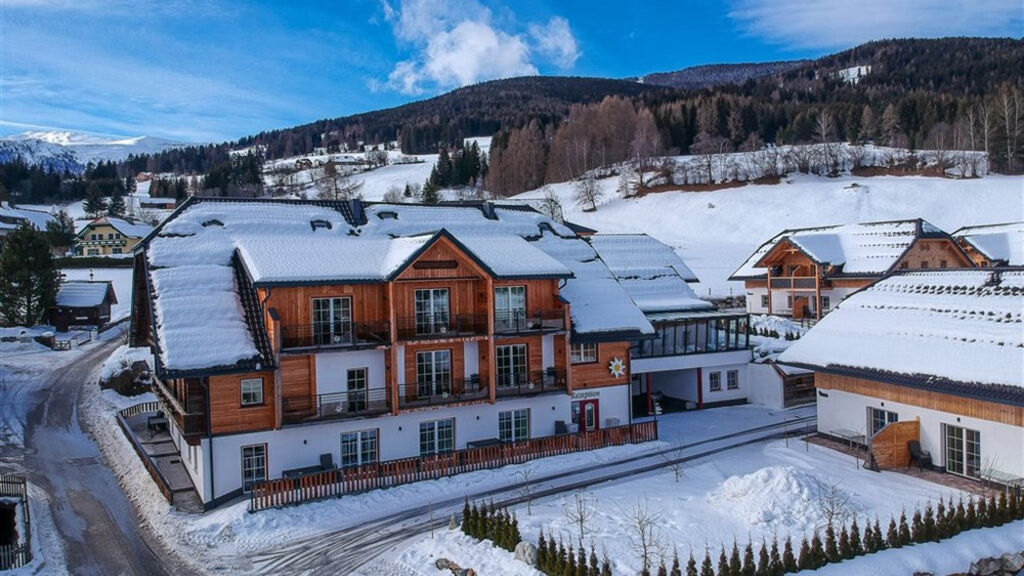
[953,222,1024,267]
[779,269,1024,404]
[730,219,950,280]
[56,281,116,308]
[140,198,709,374]
[0,203,56,230]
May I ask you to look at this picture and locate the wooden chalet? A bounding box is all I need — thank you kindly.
[75,216,153,257]
[131,198,689,508]
[953,221,1023,268]
[780,269,1024,484]
[730,219,974,320]
[50,280,117,332]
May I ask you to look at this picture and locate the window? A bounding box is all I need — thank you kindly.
[499,409,529,442]
[940,260,948,269]
[726,370,739,390]
[87,248,99,256]
[112,247,122,254]
[920,261,929,269]
[90,233,97,240]
[496,344,528,388]
[570,343,597,364]
[495,286,526,330]
[899,262,909,269]
[820,296,831,310]
[786,295,793,308]
[347,368,367,411]
[419,419,454,456]
[340,429,377,468]
[107,233,115,240]
[416,350,451,397]
[312,297,352,345]
[868,407,898,436]
[240,378,263,406]
[945,424,980,477]
[709,371,721,392]
[414,288,450,335]
[760,295,769,308]
[241,444,266,492]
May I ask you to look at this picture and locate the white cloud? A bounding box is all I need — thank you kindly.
[529,17,580,70]
[729,0,1024,49]
[378,0,578,95]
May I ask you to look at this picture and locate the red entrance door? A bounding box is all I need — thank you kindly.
[580,399,599,432]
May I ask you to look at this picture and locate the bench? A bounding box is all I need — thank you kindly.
[983,469,1024,489]
[147,413,169,436]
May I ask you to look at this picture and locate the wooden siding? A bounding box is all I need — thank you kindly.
[894,238,973,271]
[280,355,314,412]
[817,372,1023,426]
[956,240,993,267]
[759,240,818,275]
[870,419,920,469]
[493,279,564,313]
[395,236,486,281]
[403,342,467,384]
[261,284,389,330]
[392,279,484,323]
[494,335,545,372]
[208,370,277,435]
[569,341,631,389]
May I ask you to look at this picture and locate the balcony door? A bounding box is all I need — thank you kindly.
[415,288,450,335]
[495,286,526,331]
[312,297,352,345]
[417,349,451,397]
[496,344,527,389]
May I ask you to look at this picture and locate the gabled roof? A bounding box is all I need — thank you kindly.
[55,281,116,308]
[953,221,1024,266]
[730,218,953,280]
[779,268,1024,404]
[77,216,154,239]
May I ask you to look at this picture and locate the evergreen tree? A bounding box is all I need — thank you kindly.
[700,551,715,576]
[45,210,76,252]
[922,504,936,542]
[717,547,729,576]
[686,553,698,576]
[107,190,126,218]
[824,524,838,563]
[966,497,978,529]
[0,224,60,326]
[756,540,769,576]
[935,500,948,539]
[837,525,852,560]
[781,537,797,573]
[83,184,107,217]
[566,545,577,576]
[468,502,479,538]
[897,511,912,546]
[861,520,875,554]
[556,540,567,576]
[741,542,755,576]
[511,514,521,549]
[601,555,612,576]
[873,518,886,552]
[420,179,442,204]
[809,533,826,569]
[849,518,863,556]
[886,516,899,548]
[910,509,925,543]
[577,545,588,576]
[987,493,1000,527]
[537,529,549,570]
[589,547,600,576]
[728,541,742,576]
[670,549,682,576]
[659,560,669,576]
[767,538,782,576]
[796,537,811,571]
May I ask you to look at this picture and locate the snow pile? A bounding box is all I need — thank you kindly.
[383,529,543,576]
[98,344,154,382]
[708,466,853,530]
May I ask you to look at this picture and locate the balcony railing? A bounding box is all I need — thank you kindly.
[494,310,566,335]
[395,313,488,341]
[280,321,390,350]
[398,378,488,408]
[495,369,567,397]
[151,378,207,436]
[769,276,817,289]
[282,388,390,424]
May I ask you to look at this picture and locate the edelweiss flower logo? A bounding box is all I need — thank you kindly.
[608,357,625,378]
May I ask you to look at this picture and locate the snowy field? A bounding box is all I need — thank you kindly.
[60,267,134,322]
[514,173,1024,295]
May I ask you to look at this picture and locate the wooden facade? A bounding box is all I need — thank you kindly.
[893,238,973,271]
[817,372,1023,427]
[570,341,631,390]
[870,419,920,469]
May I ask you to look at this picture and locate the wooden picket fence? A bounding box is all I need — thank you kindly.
[0,474,31,570]
[250,420,658,512]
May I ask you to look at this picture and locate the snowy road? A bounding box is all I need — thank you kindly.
[3,337,192,576]
[251,413,816,575]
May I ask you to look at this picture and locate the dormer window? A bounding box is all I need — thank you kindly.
[310,219,332,230]
[202,219,224,228]
[377,211,398,220]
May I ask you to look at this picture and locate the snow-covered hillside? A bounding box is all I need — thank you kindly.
[0,129,187,171]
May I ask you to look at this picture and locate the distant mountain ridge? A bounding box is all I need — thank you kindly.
[636,60,810,89]
[0,130,188,172]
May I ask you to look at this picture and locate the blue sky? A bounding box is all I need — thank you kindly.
[1,0,1020,143]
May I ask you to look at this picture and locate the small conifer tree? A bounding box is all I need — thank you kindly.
[897,511,912,546]
[976,496,989,528]
[837,525,852,560]
[658,560,669,576]
[538,529,549,570]
[756,540,769,576]
[922,504,936,542]
[590,547,600,576]
[849,518,863,556]
[700,551,715,576]
[797,537,811,571]
[767,537,782,576]
[824,524,838,562]
[729,541,742,576]
[577,545,588,576]
[872,517,886,551]
[717,547,729,576]
[782,537,797,573]
[742,541,756,576]
[670,548,682,576]
[809,533,826,569]
[686,553,698,576]
[566,545,577,576]
[886,516,899,548]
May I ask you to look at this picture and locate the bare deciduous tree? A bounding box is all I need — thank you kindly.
[660,440,688,483]
[573,175,603,211]
[622,496,667,574]
[816,477,854,528]
[515,467,536,515]
[318,161,364,201]
[562,489,598,549]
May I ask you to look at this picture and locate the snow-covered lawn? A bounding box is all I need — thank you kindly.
[388,440,971,576]
[61,266,134,321]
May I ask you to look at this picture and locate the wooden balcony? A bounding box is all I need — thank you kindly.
[494,310,566,336]
[395,313,488,341]
[151,377,207,437]
[279,321,390,350]
[495,369,567,397]
[397,378,488,409]
[282,388,391,424]
[769,276,817,289]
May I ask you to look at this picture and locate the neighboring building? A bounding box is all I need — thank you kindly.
[131,198,717,508]
[74,216,153,256]
[586,235,752,413]
[49,280,117,331]
[730,219,973,320]
[779,269,1024,482]
[138,198,177,210]
[953,222,1024,267]
[0,203,57,248]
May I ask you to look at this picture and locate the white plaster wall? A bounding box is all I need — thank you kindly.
[569,384,630,428]
[166,418,211,502]
[746,363,785,409]
[817,388,1024,478]
[631,349,751,374]
[649,369,698,403]
[701,363,749,404]
[746,287,769,314]
[314,349,386,394]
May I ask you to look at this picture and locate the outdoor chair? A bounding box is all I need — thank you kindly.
[319,453,335,471]
[908,440,932,471]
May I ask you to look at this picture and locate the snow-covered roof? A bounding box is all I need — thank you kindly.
[730,219,945,280]
[79,216,153,238]
[779,269,1024,400]
[0,203,55,230]
[587,234,711,314]
[953,222,1024,266]
[56,281,115,308]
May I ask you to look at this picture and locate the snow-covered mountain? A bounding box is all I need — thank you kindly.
[0,130,189,172]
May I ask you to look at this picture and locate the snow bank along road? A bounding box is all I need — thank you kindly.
[8,338,192,576]
[251,414,817,575]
